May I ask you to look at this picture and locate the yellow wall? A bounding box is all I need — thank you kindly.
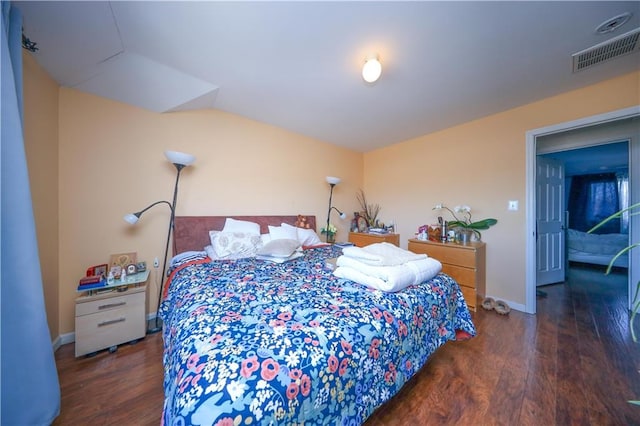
[56,89,363,335]
[22,50,639,339]
[22,53,60,341]
[364,71,640,306]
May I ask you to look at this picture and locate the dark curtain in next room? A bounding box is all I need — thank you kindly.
[568,173,620,234]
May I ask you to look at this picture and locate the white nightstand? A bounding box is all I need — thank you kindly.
[75,270,149,357]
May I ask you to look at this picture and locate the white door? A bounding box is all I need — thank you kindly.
[536,156,565,286]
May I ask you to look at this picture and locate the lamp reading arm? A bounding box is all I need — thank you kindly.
[330,206,347,219]
[124,200,174,224]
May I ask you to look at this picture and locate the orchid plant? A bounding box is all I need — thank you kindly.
[433,203,497,240]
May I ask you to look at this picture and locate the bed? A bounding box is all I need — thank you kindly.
[567,228,629,268]
[159,215,476,425]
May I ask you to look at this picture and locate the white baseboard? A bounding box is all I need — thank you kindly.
[52,332,75,351]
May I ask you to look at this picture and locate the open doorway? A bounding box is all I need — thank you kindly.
[537,141,629,302]
[525,106,640,314]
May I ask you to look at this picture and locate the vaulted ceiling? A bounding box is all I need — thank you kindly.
[16,1,640,152]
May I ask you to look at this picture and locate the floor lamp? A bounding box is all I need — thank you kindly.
[325,176,346,242]
[124,150,195,333]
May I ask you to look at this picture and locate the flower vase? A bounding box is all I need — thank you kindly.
[326,233,336,244]
[456,229,474,245]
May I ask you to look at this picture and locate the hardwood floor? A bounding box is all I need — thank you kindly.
[53,265,640,425]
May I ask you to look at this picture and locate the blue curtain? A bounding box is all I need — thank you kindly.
[568,173,620,234]
[1,3,61,424]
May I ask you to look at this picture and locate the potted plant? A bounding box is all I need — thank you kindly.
[321,223,337,243]
[356,189,381,229]
[432,203,497,242]
[589,202,639,405]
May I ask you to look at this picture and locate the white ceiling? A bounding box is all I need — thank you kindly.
[16,1,640,152]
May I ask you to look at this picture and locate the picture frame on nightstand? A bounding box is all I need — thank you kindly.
[109,252,137,275]
[86,263,108,278]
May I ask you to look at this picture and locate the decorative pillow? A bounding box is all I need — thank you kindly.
[212,231,262,258]
[222,218,260,235]
[209,230,221,246]
[261,233,272,245]
[169,251,208,271]
[256,238,301,258]
[281,222,322,246]
[268,224,298,241]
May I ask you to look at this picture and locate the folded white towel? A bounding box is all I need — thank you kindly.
[406,258,442,285]
[341,242,428,266]
[334,267,399,292]
[334,255,442,292]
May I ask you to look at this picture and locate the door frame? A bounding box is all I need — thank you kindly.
[525,105,640,314]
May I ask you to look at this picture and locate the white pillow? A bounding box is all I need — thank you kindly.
[212,231,262,258]
[268,224,298,241]
[281,223,322,246]
[222,218,260,235]
[256,239,301,258]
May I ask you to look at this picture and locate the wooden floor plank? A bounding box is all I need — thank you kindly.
[52,264,640,425]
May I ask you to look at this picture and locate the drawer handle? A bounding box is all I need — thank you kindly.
[98,318,126,327]
[98,302,126,310]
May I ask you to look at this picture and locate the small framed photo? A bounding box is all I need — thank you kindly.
[94,264,108,278]
[86,263,108,277]
[126,263,138,275]
[110,265,122,279]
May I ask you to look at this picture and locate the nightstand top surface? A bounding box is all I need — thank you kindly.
[76,269,150,293]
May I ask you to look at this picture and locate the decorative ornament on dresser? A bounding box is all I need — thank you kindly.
[432,203,497,243]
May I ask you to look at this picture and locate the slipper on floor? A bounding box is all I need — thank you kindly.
[481,297,496,311]
[494,300,511,315]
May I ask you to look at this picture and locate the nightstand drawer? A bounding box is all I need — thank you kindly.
[441,264,476,287]
[76,290,143,317]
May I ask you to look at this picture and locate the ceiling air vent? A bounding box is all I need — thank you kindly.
[572,27,640,73]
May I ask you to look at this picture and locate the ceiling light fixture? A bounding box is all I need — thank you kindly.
[362,55,382,83]
[595,12,632,34]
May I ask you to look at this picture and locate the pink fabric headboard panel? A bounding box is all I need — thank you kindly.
[173,215,317,254]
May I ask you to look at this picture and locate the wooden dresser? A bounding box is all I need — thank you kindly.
[348,232,400,247]
[408,239,486,311]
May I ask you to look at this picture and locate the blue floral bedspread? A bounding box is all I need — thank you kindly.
[159,245,475,426]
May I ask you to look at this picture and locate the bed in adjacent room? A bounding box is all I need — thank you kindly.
[566,228,629,268]
[159,215,476,425]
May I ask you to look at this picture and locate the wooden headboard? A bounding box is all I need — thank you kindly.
[173,215,317,254]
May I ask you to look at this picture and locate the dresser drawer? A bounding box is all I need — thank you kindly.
[349,232,400,247]
[441,264,476,287]
[459,284,477,309]
[410,243,477,268]
[409,239,485,312]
